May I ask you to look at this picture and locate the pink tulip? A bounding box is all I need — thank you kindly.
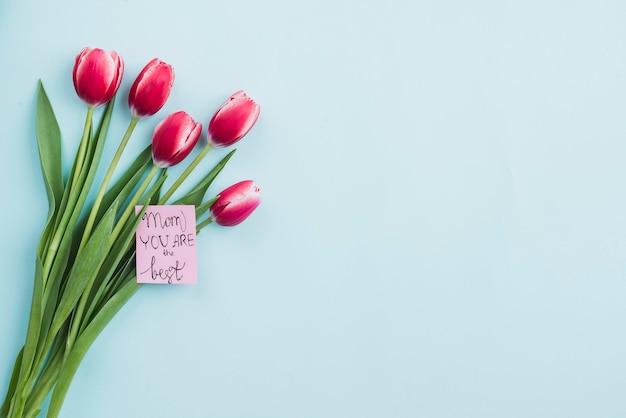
[151,111,202,168]
[208,90,260,147]
[210,180,261,226]
[128,58,175,119]
[72,47,124,108]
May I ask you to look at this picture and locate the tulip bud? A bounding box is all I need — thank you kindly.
[72,47,124,108]
[210,180,261,226]
[128,58,175,119]
[208,90,260,147]
[152,111,202,168]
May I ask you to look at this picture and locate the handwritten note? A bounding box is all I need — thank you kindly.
[135,205,197,284]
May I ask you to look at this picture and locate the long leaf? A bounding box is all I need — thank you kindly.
[47,278,141,418]
[34,243,70,366]
[35,82,63,260]
[35,81,63,213]
[11,254,46,413]
[0,348,24,416]
[22,331,65,418]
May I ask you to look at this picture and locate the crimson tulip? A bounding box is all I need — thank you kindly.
[128,58,175,118]
[72,47,124,108]
[208,90,260,147]
[210,180,261,226]
[151,111,202,168]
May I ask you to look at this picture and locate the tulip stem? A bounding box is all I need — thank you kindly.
[196,217,213,233]
[70,108,94,191]
[78,117,139,253]
[159,144,212,204]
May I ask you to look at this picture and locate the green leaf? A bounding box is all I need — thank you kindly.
[25,409,40,418]
[22,340,64,417]
[173,149,236,206]
[0,347,23,416]
[13,254,46,403]
[35,81,63,212]
[47,277,141,418]
[35,82,63,260]
[37,230,71,361]
[35,241,70,368]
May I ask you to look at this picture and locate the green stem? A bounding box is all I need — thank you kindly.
[196,217,214,232]
[78,117,138,253]
[159,144,212,204]
[69,108,94,192]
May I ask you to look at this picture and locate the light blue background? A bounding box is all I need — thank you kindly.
[2,0,626,417]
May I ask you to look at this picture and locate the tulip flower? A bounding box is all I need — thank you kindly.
[210,180,261,226]
[208,90,260,147]
[128,58,175,119]
[72,47,124,108]
[152,111,202,168]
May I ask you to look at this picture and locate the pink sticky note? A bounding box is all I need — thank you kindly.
[135,205,197,284]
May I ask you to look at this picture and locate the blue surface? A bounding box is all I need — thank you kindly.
[2,0,626,417]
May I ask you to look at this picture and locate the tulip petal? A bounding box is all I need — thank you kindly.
[129,58,175,118]
[72,47,124,108]
[210,180,261,226]
[152,111,202,167]
[208,91,260,147]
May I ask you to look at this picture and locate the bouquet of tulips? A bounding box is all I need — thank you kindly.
[0,47,262,418]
